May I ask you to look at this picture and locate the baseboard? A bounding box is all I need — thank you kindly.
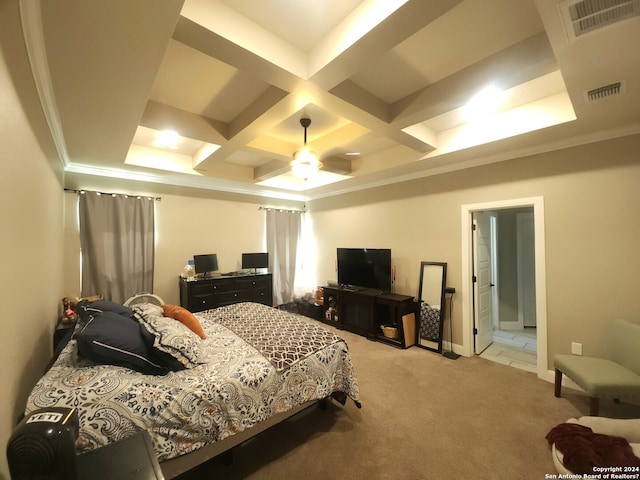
[444,344,586,392]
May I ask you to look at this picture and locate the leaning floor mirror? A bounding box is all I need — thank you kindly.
[417,261,447,353]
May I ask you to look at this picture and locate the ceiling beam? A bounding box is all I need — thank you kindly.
[229,86,291,139]
[308,0,465,89]
[194,90,303,169]
[173,15,302,92]
[141,100,228,144]
[254,159,290,181]
[391,32,558,128]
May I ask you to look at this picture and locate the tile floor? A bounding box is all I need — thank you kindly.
[479,328,537,373]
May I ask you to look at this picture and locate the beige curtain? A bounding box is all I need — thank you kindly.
[266,209,301,305]
[79,191,155,303]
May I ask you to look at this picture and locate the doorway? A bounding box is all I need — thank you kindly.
[473,208,537,373]
[460,197,548,379]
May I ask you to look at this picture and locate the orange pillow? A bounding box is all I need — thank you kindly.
[162,304,206,339]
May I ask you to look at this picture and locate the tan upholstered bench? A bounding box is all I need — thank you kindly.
[554,318,640,416]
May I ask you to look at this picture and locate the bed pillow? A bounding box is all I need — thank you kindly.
[137,313,205,369]
[76,299,135,324]
[162,304,206,339]
[131,302,164,319]
[88,300,135,317]
[76,310,168,375]
[137,325,186,372]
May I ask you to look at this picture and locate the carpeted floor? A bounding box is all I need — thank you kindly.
[175,324,640,480]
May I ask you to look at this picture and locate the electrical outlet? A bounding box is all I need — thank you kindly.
[571,342,583,355]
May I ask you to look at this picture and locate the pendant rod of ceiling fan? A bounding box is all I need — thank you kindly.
[300,117,311,145]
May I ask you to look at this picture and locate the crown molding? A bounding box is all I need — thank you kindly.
[19,0,69,171]
[64,163,305,202]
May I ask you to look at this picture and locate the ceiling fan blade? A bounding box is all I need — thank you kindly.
[321,155,352,175]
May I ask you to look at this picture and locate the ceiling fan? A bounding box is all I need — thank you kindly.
[290,117,323,179]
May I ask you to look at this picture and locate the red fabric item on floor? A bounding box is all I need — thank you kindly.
[546,423,640,475]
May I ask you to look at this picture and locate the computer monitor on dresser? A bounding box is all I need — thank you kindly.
[193,253,219,278]
[242,252,268,273]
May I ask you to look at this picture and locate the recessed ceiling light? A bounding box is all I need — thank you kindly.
[463,86,506,121]
[154,130,180,149]
[345,152,360,156]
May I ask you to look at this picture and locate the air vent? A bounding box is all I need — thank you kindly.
[584,81,624,102]
[559,0,639,41]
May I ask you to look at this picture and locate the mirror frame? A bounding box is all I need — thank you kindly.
[416,261,447,353]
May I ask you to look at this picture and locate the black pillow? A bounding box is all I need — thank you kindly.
[76,310,167,375]
[76,300,135,323]
[89,300,135,317]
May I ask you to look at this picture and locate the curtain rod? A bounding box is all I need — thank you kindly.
[64,188,161,201]
[258,206,303,213]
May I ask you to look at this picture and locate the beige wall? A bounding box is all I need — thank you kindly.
[309,134,640,367]
[154,193,272,304]
[0,1,65,477]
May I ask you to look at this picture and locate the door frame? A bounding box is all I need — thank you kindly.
[460,197,548,379]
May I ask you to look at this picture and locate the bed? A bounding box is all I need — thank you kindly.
[26,300,361,478]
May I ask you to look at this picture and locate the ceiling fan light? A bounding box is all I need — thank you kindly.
[292,146,317,163]
[291,148,323,178]
[290,117,324,178]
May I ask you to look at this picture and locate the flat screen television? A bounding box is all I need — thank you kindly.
[337,248,392,293]
[242,252,268,271]
[193,253,218,278]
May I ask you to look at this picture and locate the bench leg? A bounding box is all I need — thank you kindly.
[554,369,562,398]
[589,397,599,416]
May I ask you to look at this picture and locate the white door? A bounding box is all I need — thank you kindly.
[473,211,495,354]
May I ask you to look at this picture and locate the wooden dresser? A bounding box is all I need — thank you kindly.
[179,273,273,313]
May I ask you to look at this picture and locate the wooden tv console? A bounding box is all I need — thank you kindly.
[322,286,418,349]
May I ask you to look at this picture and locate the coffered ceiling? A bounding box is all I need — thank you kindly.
[20,0,640,200]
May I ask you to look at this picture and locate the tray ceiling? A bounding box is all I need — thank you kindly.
[20,0,640,200]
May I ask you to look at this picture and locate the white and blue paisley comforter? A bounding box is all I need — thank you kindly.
[26,302,361,462]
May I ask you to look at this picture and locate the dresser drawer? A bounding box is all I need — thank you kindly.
[209,279,238,293]
[189,283,217,296]
[236,277,270,290]
[251,287,272,305]
[213,290,252,306]
[190,293,217,311]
